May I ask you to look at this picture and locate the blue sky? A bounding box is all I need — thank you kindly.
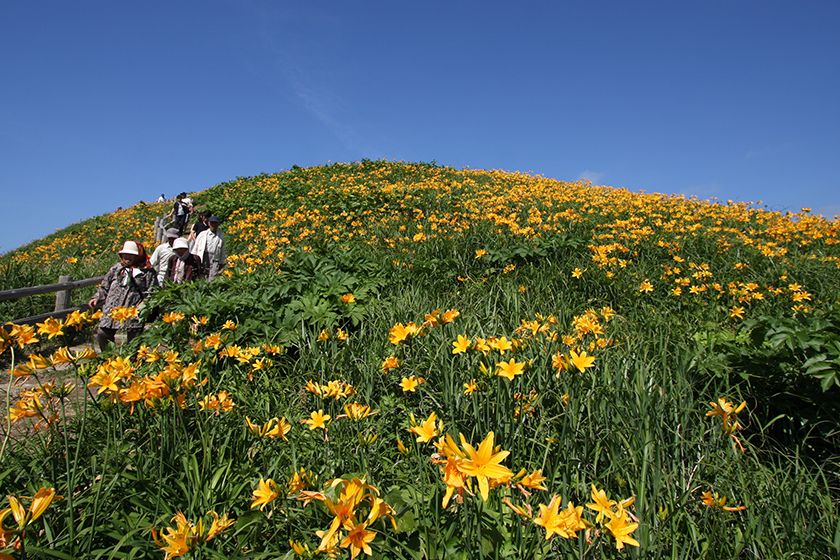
[1,0,838,253]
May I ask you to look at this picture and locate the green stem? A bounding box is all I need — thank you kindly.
[60,397,76,553]
[0,346,17,461]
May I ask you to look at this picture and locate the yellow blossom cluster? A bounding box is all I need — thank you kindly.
[2,311,101,356]
[292,477,397,559]
[208,165,838,289]
[585,486,640,550]
[406,417,641,551]
[245,416,291,439]
[447,309,613,402]
[318,327,349,342]
[304,379,355,400]
[7,382,75,430]
[11,345,97,378]
[7,201,160,268]
[199,391,235,413]
[387,308,460,346]
[87,352,204,413]
[153,511,235,559]
[108,306,139,323]
[162,311,186,324]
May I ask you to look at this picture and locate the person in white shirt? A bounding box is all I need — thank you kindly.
[191,215,226,281]
[149,228,179,283]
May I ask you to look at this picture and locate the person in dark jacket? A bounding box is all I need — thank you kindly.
[88,241,158,350]
[189,210,211,241]
[165,238,202,283]
[170,193,191,234]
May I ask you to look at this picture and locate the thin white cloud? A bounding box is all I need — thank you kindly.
[577,170,604,183]
[249,6,381,157]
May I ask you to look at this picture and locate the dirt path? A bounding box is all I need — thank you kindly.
[0,334,127,441]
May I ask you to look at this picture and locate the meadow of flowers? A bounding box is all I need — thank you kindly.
[0,161,838,558]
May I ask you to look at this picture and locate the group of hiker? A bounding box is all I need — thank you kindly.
[87,193,227,349]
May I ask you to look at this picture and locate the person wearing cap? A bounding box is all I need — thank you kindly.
[191,215,226,281]
[165,238,202,283]
[149,228,180,283]
[88,241,158,350]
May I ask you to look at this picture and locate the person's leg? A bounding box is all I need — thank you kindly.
[126,328,144,343]
[95,327,116,351]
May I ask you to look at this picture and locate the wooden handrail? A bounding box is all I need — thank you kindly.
[10,304,94,326]
[0,277,103,302]
[1,275,104,325]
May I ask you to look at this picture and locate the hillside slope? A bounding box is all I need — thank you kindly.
[1,161,838,558]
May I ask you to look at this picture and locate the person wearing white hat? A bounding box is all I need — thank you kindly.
[164,238,202,283]
[149,228,180,283]
[88,240,158,350]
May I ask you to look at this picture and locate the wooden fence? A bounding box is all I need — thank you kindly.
[154,215,169,243]
[2,213,172,325]
[0,275,103,325]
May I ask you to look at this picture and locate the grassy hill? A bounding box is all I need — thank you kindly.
[1,161,838,558]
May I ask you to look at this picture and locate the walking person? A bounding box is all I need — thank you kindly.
[191,215,226,281]
[170,193,190,235]
[149,228,179,284]
[189,210,211,242]
[165,238,202,283]
[88,241,158,350]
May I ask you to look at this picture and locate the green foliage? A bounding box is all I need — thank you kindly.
[693,303,840,456]
[145,248,386,345]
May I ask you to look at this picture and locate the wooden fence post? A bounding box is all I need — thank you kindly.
[155,217,163,243]
[54,275,71,312]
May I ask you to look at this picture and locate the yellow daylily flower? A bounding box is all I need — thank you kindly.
[251,478,280,510]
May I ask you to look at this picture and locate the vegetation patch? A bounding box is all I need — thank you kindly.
[1,161,838,558]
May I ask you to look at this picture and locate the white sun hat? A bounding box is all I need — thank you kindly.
[118,241,140,255]
[172,238,190,250]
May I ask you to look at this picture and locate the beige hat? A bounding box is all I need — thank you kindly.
[172,238,189,250]
[118,241,140,256]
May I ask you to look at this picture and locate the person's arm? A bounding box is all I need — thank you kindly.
[191,231,205,262]
[88,265,116,308]
[143,269,159,298]
[163,255,175,282]
[150,246,161,269]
